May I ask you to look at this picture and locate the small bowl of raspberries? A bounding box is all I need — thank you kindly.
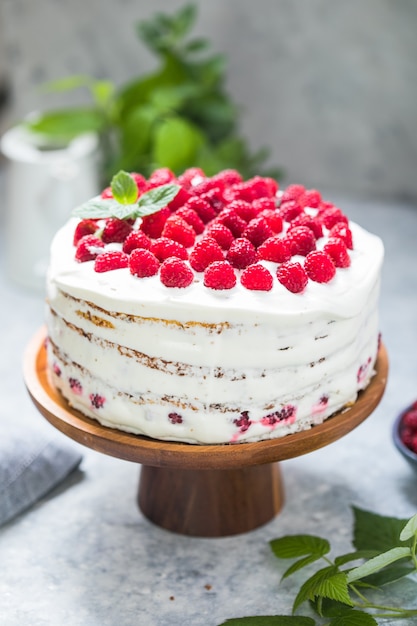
[393,401,417,472]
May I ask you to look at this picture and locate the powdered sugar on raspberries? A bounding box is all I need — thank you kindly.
[71,169,356,292]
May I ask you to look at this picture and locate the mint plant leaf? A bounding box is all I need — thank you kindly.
[218,617,315,626]
[136,183,179,215]
[352,507,409,552]
[293,566,340,613]
[110,170,138,204]
[313,572,353,606]
[400,513,417,542]
[72,199,138,220]
[346,546,411,583]
[282,554,329,580]
[328,610,378,625]
[334,550,379,567]
[270,535,330,560]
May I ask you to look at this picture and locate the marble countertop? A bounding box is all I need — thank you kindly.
[1,186,417,626]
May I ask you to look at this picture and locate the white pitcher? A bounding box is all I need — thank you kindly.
[1,125,101,292]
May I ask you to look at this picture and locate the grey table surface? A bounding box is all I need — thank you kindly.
[1,187,417,626]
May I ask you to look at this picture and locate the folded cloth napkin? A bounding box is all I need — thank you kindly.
[0,419,82,526]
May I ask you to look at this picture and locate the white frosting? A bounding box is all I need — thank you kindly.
[46,212,384,444]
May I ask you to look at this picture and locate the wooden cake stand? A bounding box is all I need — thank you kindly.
[24,328,388,537]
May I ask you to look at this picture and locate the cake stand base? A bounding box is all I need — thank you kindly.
[138,463,283,537]
[24,328,388,537]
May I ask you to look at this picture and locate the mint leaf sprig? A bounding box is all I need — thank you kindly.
[72,170,179,221]
[218,508,417,626]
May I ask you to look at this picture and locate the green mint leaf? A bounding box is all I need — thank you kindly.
[352,506,410,552]
[346,546,411,583]
[282,554,328,580]
[136,183,180,216]
[218,617,315,626]
[327,610,378,625]
[334,550,379,567]
[313,572,353,606]
[270,535,330,560]
[72,199,138,220]
[110,170,138,205]
[400,513,417,542]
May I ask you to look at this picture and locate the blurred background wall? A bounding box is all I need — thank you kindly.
[1,0,416,201]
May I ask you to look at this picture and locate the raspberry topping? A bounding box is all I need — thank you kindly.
[140,206,170,238]
[302,188,322,208]
[276,261,308,293]
[304,251,336,283]
[129,248,160,277]
[320,206,348,229]
[278,200,304,222]
[243,217,274,248]
[73,219,99,246]
[257,209,283,234]
[122,230,152,254]
[329,222,354,250]
[217,208,247,237]
[240,264,274,291]
[159,258,194,288]
[285,225,316,256]
[226,238,258,269]
[101,218,133,244]
[289,214,323,239]
[203,261,237,290]
[184,196,217,223]
[323,238,351,268]
[205,222,234,250]
[162,215,196,248]
[150,237,188,262]
[94,250,129,273]
[75,235,105,262]
[189,237,224,272]
[227,199,258,223]
[280,184,305,203]
[258,236,292,263]
[176,206,205,234]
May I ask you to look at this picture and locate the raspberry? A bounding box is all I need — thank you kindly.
[203,261,237,290]
[276,261,308,293]
[140,206,170,239]
[130,172,148,194]
[189,237,224,272]
[159,258,194,288]
[240,264,273,291]
[258,236,292,263]
[304,251,336,283]
[226,238,258,269]
[69,378,83,394]
[122,230,151,254]
[184,196,216,223]
[263,177,279,197]
[217,208,247,237]
[227,199,257,223]
[211,169,243,188]
[73,219,99,246]
[244,176,274,199]
[329,222,354,250]
[75,235,105,262]
[192,178,222,196]
[94,250,129,273]
[302,189,322,208]
[150,237,188,261]
[320,206,349,229]
[199,187,225,213]
[90,393,105,409]
[129,248,160,277]
[176,206,205,234]
[323,238,351,268]
[101,186,113,199]
[279,200,304,222]
[234,411,252,433]
[253,197,276,212]
[402,409,417,430]
[243,216,274,247]
[167,186,191,212]
[285,225,316,256]
[147,167,176,188]
[206,222,234,250]
[280,184,305,203]
[177,167,205,189]
[168,412,183,424]
[258,209,283,234]
[162,215,196,248]
[290,214,323,239]
[101,218,133,244]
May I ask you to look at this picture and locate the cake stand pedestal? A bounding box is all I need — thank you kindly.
[24,328,388,537]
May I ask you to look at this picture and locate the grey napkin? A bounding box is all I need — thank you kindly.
[0,420,82,526]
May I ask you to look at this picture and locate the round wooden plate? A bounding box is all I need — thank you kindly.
[23,328,388,536]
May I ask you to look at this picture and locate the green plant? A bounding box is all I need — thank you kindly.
[25,4,280,184]
[218,507,417,626]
